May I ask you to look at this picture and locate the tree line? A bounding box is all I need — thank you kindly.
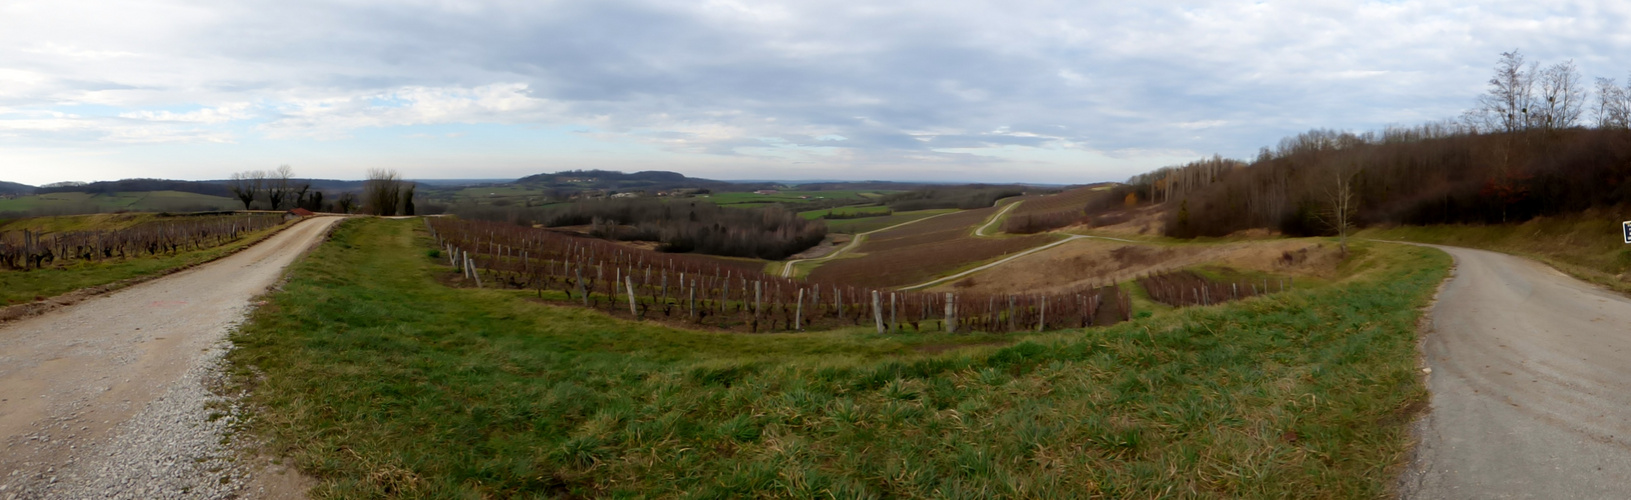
[1121,50,1631,238]
[223,166,415,215]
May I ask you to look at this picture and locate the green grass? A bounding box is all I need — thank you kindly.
[1358,210,1631,294]
[230,219,1449,498]
[822,208,958,234]
[704,190,891,206]
[798,205,893,220]
[0,219,287,305]
[0,191,239,215]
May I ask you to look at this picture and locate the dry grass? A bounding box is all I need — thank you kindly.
[930,238,1344,295]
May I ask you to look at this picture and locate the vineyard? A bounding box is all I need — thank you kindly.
[427,218,1133,334]
[1000,184,1112,234]
[0,213,285,270]
[807,208,1055,287]
[1136,269,1292,307]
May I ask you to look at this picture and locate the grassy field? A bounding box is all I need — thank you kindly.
[0,190,239,215]
[1358,210,1631,294]
[820,209,958,234]
[230,218,1448,498]
[705,190,890,207]
[0,215,288,305]
[798,205,893,220]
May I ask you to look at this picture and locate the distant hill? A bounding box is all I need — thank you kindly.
[0,181,33,196]
[36,178,232,198]
[514,170,749,191]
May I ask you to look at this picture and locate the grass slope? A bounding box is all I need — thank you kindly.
[1359,210,1631,294]
[231,218,1449,498]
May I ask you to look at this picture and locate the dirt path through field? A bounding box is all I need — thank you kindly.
[0,216,341,499]
[780,211,958,278]
[1398,244,1631,498]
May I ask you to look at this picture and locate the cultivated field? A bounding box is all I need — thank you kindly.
[818,208,957,234]
[227,218,1451,497]
[0,190,240,216]
[931,237,1341,296]
[1000,184,1114,233]
[704,189,889,206]
[0,213,288,306]
[807,207,1057,288]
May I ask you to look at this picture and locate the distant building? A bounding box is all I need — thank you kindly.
[611,192,639,198]
[284,207,315,220]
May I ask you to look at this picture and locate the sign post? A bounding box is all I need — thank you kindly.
[1624,221,1631,244]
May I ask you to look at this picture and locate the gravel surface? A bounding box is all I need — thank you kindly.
[0,216,341,500]
[1399,244,1631,498]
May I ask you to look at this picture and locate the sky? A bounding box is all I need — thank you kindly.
[2,1,1629,186]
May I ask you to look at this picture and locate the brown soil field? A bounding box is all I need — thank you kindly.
[807,206,1055,288]
[931,237,1343,295]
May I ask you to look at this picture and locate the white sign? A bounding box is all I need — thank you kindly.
[1624,221,1631,244]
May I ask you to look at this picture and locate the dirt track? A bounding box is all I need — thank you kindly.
[0,216,341,498]
[1400,245,1631,498]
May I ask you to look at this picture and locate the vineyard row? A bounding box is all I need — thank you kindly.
[427,218,1135,334]
[0,214,285,270]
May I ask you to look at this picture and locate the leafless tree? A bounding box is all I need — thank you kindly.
[336,193,357,214]
[1537,60,1584,130]
[266,165,295,210]
[1316,167,1358,256]
[1478,50,1538,132]
[365,168,404,216]
[1595,77,1631,129]
[226,170,266,210]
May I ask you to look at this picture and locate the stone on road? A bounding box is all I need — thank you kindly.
[0,216,341,499]
[1401,245,1631,499]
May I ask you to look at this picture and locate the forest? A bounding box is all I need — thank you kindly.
[1124,50,1631,238]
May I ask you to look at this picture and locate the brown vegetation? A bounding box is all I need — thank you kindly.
[0,213,284,270]
[807,207,1053,288]
[427,218,1132,334]
[999,184,1114,234]
[928,238,1339,296]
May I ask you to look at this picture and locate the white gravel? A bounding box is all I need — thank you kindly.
[7,340,252,500]
[0,216,341,500]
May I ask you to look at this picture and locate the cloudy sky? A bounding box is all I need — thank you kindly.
[2,1,1628,185]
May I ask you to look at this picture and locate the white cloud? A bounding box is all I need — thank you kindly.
[3,0,1631,182]
[119,103,255,124]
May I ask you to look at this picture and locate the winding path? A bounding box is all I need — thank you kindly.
[1398,244,1631,498]
[779,211,958,278]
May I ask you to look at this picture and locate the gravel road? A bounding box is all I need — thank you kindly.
[1399,245,1631,498]
[0,216,341,500]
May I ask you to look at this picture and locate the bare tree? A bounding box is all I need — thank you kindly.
[365,168,403,216]
[226,170,265,210]
[1316,167,1358,256]
[266,165,295,210]
[336,193,357,214]
[1596,77,1631,129]
[1478,50,1538,132]
[1537,60,1584,130]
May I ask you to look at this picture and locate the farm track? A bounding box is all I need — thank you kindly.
[1397,243,1631,498]
[779,211,958,278]
[0,216,341,499]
